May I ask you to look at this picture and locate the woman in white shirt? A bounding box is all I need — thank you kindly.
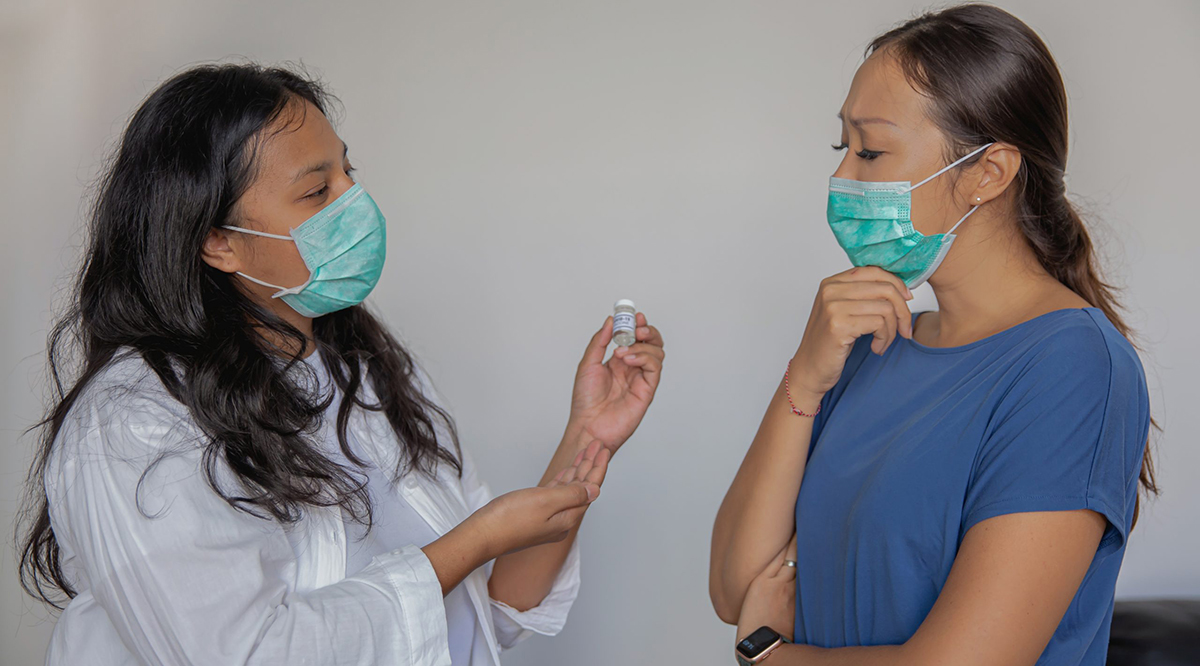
[16,63,665,666]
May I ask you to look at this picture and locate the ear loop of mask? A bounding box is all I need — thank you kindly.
[220,225,308,297]
[896,142,994,195]
[944,204,980,236]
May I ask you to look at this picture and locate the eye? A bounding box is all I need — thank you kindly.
[832,142,848,151]
[856,148,883,161]
[305,184,329,200]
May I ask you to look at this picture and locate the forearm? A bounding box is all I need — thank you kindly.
[422,521,492,597]
[488,424,592,611]
[765,643,907,665]
[711,374,822,621]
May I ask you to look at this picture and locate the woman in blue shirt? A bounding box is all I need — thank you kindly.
[710,5,1155,665]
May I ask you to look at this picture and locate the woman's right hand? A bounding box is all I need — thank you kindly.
[736,533,798,642]
[471,440,610,560]
[789,266,914,397]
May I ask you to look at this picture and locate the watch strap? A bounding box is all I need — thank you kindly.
[735,635,790,665]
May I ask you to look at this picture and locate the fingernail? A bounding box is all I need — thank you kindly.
[625,354,637,362]
[586,484,600,502]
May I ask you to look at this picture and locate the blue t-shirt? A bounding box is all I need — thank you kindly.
[793,307,1150,664]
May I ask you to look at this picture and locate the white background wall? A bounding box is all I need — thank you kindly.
[3,1,1197,664]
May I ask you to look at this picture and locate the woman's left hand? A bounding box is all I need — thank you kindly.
[736,533,797,643]
[567,311,665,456]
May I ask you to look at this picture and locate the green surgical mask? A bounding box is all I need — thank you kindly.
[826,142,992,288]
[222,183,387,317]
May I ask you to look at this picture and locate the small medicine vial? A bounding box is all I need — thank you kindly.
[613,299,637,347]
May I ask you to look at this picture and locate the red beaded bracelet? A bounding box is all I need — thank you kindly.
[784,363,821,417]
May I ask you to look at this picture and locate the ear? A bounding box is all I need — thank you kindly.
[200,227,243,273]
[967,143,1022,206]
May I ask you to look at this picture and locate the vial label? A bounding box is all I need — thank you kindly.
[613,312,636,334]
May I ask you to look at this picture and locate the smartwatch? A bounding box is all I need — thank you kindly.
[735,626,790,665]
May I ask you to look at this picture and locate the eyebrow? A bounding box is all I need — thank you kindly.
[290,141,349,185]
[836,112,897,128]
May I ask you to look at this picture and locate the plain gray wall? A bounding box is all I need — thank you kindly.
[3,1,1197,664]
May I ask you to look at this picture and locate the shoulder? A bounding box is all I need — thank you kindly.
[990,309,1150,452]
[1014,308,1145,390]
[50,349,203,480]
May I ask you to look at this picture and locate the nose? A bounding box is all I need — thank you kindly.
[831,154,857,181]
[329,173,357,200]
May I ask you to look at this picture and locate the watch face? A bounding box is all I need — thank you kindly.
[736,626,782,658]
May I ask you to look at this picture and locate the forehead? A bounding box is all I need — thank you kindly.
[843,50,929,130]
[251,99,339,186]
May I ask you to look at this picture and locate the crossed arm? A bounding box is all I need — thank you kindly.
[747,509,1106,665]
[711,373,1109,665]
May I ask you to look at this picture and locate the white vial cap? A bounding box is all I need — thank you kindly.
[614,299,636,309]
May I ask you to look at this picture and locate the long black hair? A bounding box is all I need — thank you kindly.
[16,63,461,610]
[868,4,1158,525]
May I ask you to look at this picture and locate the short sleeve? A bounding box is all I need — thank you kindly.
[961,318,1150,556]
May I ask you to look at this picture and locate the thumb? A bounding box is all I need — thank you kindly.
[579,317,614,368]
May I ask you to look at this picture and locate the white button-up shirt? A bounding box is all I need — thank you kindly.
[43,349,581,665]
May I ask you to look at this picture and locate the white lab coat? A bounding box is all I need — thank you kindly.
[43,348,581,665]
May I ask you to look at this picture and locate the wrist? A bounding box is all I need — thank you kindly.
[560,419,608,459]
[784,358,826,414]
[735,626,790,664]
[422,519,494,595]
[457,509,503,564]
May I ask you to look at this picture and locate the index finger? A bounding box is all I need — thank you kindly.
[832,265,913,300]
[583,446,611,487]
[635,317,664,348]
[543,481,600,512]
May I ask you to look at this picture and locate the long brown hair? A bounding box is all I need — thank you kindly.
[868,4,1158,526]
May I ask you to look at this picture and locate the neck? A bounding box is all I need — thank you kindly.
[260,301,317,359]
[924,208,1063,344]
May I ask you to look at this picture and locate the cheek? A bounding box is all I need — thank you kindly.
[909,181,959,235]
[247,238,311,286]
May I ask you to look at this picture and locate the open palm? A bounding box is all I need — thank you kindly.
[568,312,665,455]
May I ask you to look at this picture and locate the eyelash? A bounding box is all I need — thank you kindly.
[831,143,883,161]
[305,166,357,200]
